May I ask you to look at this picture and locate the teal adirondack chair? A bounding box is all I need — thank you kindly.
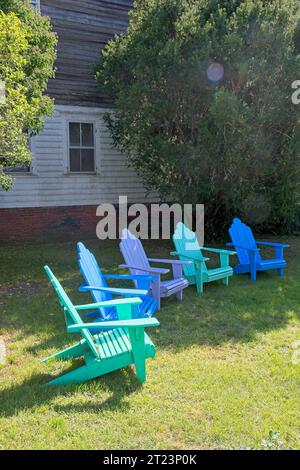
[171,222,236,294]
[42,266,160,386]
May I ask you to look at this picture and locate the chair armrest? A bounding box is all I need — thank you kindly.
[148,257,192,265]
[79,285,148,297]
[148,266,170,274]
[75,297,142,311]
[226,243,260,252]
[104,274,157,281]
[170,251,210,262]
[68,317,160,332]
[256,241,289,248]
[119,264,168,275]
[201,247,236,256]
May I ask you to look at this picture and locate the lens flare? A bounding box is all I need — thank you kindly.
[206,63,224,84]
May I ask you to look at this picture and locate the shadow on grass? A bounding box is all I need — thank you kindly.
[19,264,297,357]
[152,271,297,350]
[0,366,142,418]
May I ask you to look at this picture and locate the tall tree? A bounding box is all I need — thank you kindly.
[0,0,57,190]
[97,0,300,236]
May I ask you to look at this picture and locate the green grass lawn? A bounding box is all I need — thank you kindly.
[0,237,299,450]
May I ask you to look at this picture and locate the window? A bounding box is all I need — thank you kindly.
[30,0,40,11]
[6,132,32,174]
[68,122,95,172]
[7,164,30,173]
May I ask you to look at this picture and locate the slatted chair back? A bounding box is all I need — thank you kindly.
[173,222,208,276]
[229,218,262,265]
[77,242,113,319]
[44,265,100,358]
[119,229,151,291]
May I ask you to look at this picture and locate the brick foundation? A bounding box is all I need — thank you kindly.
[0,205,100,242]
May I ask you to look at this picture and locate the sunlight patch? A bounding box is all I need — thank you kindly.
[291,340,300,365]
[0,338,6,365]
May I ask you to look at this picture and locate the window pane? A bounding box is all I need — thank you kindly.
[69,123,80,146]
[70,149,81,172]
[81,149,95,172]
[6,164,30,173]
[81,123,94,147]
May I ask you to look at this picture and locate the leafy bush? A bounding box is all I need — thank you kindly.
[0,0,57,190]
[97,0,300,237]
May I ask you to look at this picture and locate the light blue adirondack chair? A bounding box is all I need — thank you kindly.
[171,222,236,294]
[119,229,191,310]
[227,218,289,281]
[77,242,158,324]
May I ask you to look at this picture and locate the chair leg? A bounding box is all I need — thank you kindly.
[196,280,204,294]
[194,264,204,294]
[46,362,100,386]
[128,328,146,383]
[249,251,257,281]
[41,340,86,363]
[176,289,183,301]
[278,268,284,278]
[223,277,229,286]
[151,277,161,311]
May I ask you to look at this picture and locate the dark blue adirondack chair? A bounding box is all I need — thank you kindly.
[227,218,289,281]
[77,242,158,324]
[119,229,191,310]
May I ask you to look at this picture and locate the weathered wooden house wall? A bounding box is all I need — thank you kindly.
[42,0,132,107]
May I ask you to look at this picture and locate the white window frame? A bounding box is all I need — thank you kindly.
[30,0,40,11]
[6,164,32,175]
[67,120,96,174]
[59,106,102,176]
[6,134,37,176]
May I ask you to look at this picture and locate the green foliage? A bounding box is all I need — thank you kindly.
[97,0,300,237]
[0,0,57,190]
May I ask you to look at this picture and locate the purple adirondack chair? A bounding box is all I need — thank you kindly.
[119,229,191,310]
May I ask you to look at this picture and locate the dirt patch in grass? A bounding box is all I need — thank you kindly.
[0,281,44,298]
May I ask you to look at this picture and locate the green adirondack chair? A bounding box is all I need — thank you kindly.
[171,223,236,294]
[42,266,160,386]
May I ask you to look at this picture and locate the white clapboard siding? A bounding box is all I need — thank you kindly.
[0,105,157,208]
